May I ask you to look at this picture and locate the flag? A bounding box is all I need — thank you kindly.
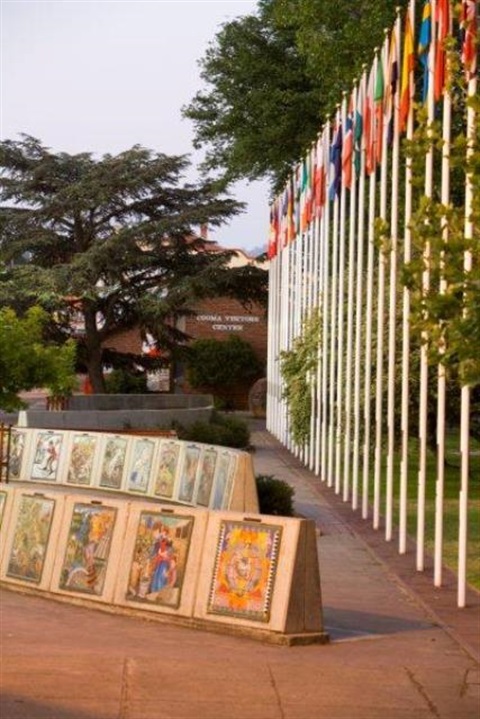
[313,134,326,218]
[354,75,364,176]
[300,153,313,232]
[287,178,295,243]
[329,115,343,201]
[400,9,415,133]
[342,93,355,189]
[460,0,478,81]
[418,0,432,102]
[364,66,375,175]
[374,52,385,166]
[385,27,399,146]
[268,200,279,259]
[434,0,451,101]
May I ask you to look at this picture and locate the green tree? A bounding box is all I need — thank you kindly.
[0,136,267,392]
[0,306,77,410]
[184,0,406,191]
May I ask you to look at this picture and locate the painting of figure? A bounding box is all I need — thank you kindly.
[99,436,127,489]
[6,494,56,583]
[126,438,155,494]
[208,520,282,622]
[126,511,194,608]
[178,445,200,503]
[153,441,181,498]
[195,448,218,507]
[8,429,26,480]
[211,451,232,510]
[59,503,117,596]
[67,434,97,486]
[31,432,63,481]
[0,491,7,530]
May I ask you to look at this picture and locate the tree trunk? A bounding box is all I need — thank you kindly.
[83,305,106,393]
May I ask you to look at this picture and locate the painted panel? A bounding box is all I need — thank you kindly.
[66,433,99,486]
[177,444,200,504]
[31,431,64,482]
[195,447,218,507]
[126,438,155,494]
[5,494,56,584]
[152,441,182,499]
[125,510,194,608]
[57,502,117,596]
[207,520,282,623]
[211,451,233,510]
[7,429,29,481]
[98,435,128,490]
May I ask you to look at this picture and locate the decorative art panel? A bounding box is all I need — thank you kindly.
[125,510,194,608]
[177,444,200,503]
[195,447,218,507]
[66,433,99,486]
[5,493,57,584]
[126,438,155,494]
[153,441,182,499]
[207,520,282,622]
[211,451,237,510]
[31,431,64,482]
[98,436,128,490]
[8,429,28,480]
[57,502,117,596]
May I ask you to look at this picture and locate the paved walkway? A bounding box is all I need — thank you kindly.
[1,421,479,719]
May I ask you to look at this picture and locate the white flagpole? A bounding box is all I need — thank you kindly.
[343,78,361,502]
[321,121,332,480]
[385,13,401,541]
[399,0,416,555]
[316,129,328,476]
[434,1,452,588]
[417,0,436,573]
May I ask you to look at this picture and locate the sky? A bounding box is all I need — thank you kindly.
[0,0,271,253]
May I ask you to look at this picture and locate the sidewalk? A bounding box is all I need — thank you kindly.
[1,421,479,719]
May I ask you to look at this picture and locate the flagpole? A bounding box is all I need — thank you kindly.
[399,0,416,556]
[316,127,329,476]
[321,121,332,481]
[417,0,436,573]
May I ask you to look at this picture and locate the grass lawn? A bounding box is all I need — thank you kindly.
[372,431,480,590]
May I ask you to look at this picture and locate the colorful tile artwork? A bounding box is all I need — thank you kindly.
[126,439,155,493]
[0,491,7,530]
[211,452,232,510]
[153,441,180,499]
[7,494,56,583]
[208,520,282,623]
[31,432,63,481]
[195,448,218,507]
[178,445,200,503]
[8,430,26,480]
[99,436,127,489]
[126,511,194,608]
[59,503,117,596]
[67,434,97,485]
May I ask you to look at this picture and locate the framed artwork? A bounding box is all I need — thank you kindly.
[66,433,99,486]
[98,435,128,490]
[153,441,182,499]
[5,493,56,584]
[125,510,194,608]
[207,520,282,623]
[211,451,234,510]
[126,438,155,494]
[6,428,28,480]
[0,488,12,532]
[177,444,200,504]
[195,447,218,507]
[57,502,117,596]
[31,431,64,482]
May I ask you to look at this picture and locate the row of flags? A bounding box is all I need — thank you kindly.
[268,0,478,259]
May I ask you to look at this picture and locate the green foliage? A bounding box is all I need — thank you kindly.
[280,308,321,445]
[184,0,406,191]
[186,335,263,403]
[104,369,148,395]
[0,306,77,410]
[255,474,295,516]
[176,412,251,449]
[0,136,249,392]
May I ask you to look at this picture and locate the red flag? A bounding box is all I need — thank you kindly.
[434,0,451,101]
[460,0,478,80]
[364,66,375,175]
[313,135,326,218]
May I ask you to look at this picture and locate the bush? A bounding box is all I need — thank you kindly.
[177,412,250,449]
[104,369,147,394]
[255,474,295,517]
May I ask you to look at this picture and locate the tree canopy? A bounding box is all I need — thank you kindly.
[183,0,407,191]
[0,136,267,392]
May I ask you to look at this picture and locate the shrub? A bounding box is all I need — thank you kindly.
[255,474,295,517]
[176,412,250,449]
[104,369,147,394]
